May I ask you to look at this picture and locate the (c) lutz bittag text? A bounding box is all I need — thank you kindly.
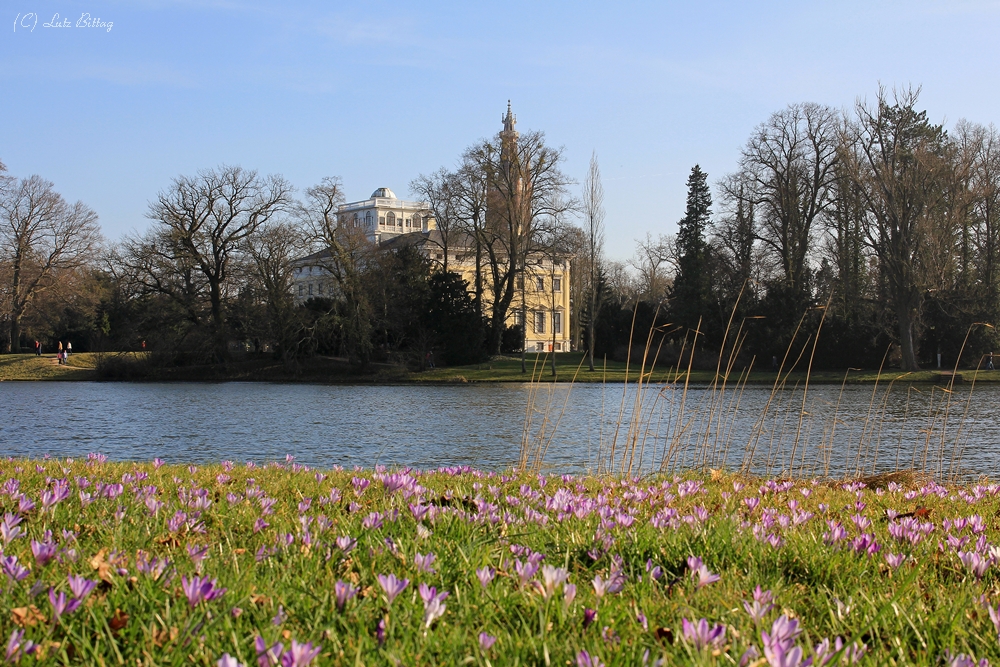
[14,12,113,33]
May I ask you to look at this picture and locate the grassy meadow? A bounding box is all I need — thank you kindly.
[4,351,997,385]
[2,458,1000,665]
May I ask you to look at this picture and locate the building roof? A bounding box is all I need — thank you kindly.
[370,187,397,199]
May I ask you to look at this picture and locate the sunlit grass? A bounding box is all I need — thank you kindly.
[0,354,97,381]
[2,458,1000,665]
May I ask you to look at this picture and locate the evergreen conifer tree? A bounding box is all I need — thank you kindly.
[671,165,713,334]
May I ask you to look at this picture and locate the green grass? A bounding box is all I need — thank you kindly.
[0,353,98,381]
[5,350,999,385]
[2,460,1000,665]
[415,352,1000,385]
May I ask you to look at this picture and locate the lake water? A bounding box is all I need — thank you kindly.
[2,381,999,478]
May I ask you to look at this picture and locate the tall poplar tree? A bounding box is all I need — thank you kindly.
[671,165,713,334]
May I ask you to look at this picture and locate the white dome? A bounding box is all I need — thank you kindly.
[371,187,397,199]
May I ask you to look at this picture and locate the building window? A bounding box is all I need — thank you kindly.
[534,311,546,334]
[317,283,323,295]
[379,216,386,226]
[413,214,422,231]
[553,311,562,335]
[536,277,544,291]
[553,277,561,292]
[308,283,313,296]
[536,342,545,352]
[513,311,522,326]
[353,213,360,227]
[366,211,374,227]
[555,342,562,351]
[298,285,304,297]
[386,212,396,227]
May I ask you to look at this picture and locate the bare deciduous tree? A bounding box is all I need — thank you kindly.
[142,165,292,360]
[298,177,375,368]
[738,102,840,297]
[582,151,606,370]
[242,220,310,362]
[629,232,674,303]
[410,168,459,273]
[0,173,101,352]
[841,87,951,371]
[465,126,573,355]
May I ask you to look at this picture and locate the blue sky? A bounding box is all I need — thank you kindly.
[4,0,1000,260]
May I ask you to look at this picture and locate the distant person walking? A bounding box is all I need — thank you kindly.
[426,351,435,369]
[34,340,40,356]
[988,352,995,371]
[66,341,72,356]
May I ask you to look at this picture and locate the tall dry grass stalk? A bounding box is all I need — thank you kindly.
[519,300,992,482]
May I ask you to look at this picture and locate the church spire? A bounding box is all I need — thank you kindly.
[502,100,516,135]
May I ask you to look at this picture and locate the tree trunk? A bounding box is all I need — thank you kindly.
[209,278,228,362]
[9,316,21,354]
[587,285,596,371]
[897,301,920,371]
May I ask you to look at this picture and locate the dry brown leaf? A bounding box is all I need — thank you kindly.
[281,630,292,640]
[11,606,46,627]
[31,641,61,661]
[233,548,246,555]
[250,594,270,606]
[152,627,179,647]
[89,549,114,584]
[109,609,129,633]
[155,534,181,547]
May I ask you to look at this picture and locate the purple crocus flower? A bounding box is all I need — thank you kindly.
[187,544,210,569]
[414,552,437,574]
[217,654,245,667]
[576,650,605,667]
[762,615,804,667]
[48,588,81,619]
[377,573,409,604]
[514,558,540,586]
[478,632,497,651]
[254,636,283,667]
[2,555,30,582]
[743,586,774,623]
[30,539,57,567]
[687,556,721,588]
[334,580,358,612]
[476,567,495,588]
[1,514,25,545]
[884,553,906,570]
[41,480,70,511]
[5,629,37,663]
[181,575,226,607]
[959,551,990,580]
[419,583,448,628]
[564,582,577,607]
[18,496,35,513]
[67,574,96,601]
[335,536,356,553]
[583,608,597,628]
[681,618,726,650]
[280,640,322,667]
[375,619,386,647]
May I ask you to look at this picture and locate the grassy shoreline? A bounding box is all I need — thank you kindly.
[3,352,998,385]
[1,458,999,665]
